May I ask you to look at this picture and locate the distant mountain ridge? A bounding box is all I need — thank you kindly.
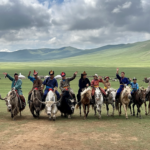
[0,40,149,62]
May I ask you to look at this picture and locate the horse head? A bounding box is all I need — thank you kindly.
[108,90,117,102]
[0,90,17,112]
[123,86,131,99]
[95,88,102,101]
[139,88,146,102]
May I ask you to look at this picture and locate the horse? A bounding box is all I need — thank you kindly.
[0,89,26,120]
[94,87,103,119]
[38,89,58,121]
[143,88,150,115]
[57,91,75,119]
[29,88,44,118]
[116,86,131,119]
[103,88,117,116]
[129,88,146,118]
[76,87,92,119]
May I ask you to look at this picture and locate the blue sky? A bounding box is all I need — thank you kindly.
[0,0,150,52]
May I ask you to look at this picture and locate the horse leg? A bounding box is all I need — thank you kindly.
[145,102,148,115]
[123,104,128,119]
[83,105,86,119]
[79,105,82,117]
[119,103,122,116]
[133,104,135,116]
[20,111,21,117]
[31,107,37,118]
[86,105,90,118]
[106,104,109,116]
[111,103,115,116]
[148,101,150,115]
[94,105,97,116]
[99,104,102,119]
[129,103,132,116]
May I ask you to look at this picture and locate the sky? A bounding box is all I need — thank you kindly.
[0,0,150,52]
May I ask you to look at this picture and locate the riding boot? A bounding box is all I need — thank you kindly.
[90,96,95,104]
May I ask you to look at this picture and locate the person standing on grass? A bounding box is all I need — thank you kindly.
[115,68,130,102]
[59,71,78,102]
[41,70,60,102]
[27,70,43,104]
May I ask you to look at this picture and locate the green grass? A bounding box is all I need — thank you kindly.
[0,64,150,150]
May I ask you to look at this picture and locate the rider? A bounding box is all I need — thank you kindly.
[77,71,91,103]
[115,68,130,101]
[102,76,111,92]
[144,77,150,97]
[59,71,78,101]
[129,77,139,101]
[28,70,43,104]
[91,74,106,100]
[2,72,26,110]
[41,70,60,102]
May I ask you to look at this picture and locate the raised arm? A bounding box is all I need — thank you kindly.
[116,68,121,80]
[6,73,14,81]
[67,71,78,81]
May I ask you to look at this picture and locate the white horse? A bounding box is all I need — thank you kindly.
[39,90,58,121]
[94,87,103,119]
[104,88,117,116]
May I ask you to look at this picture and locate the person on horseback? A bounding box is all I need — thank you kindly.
[144,77,150,97]
[2,72,26,110]
[41,70,60,102]
[91,74,106,100]
[129,77,139,102]
[103,76,111,91]
[115,68,130,101]
[59,71,78,101]
[77,71,91,104]
[28,70,43,104]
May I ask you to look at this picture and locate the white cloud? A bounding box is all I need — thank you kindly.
[112,1,132,13]
[0,49,10,52]
[0,0,149,51]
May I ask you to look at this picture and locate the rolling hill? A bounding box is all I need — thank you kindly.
[0,40,150,67]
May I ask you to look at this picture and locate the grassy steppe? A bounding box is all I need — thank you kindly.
[0,64,150,150]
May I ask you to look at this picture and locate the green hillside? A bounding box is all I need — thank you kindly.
[0,40,150,67]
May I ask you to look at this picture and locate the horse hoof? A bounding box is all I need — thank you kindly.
[53,118,56,121]
[145,113,148,115]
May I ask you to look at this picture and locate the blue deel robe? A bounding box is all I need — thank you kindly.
[116,74,130,96]
[42,77,60,101]
[129,81,139,93]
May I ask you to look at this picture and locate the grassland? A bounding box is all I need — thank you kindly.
[0,64,150,150]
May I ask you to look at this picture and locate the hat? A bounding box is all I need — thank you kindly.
[33,70,38,76]
[14,73,18,76]
[93,74,98,78]
[61,72,66,77]
[82,71,87,75]
[133,77,137,80]
[49,70,54,75]
[104,76,110,80]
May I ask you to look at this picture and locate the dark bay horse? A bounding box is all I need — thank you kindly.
[129,88,146,118]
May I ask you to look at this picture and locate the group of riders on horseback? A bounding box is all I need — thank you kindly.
[2,68,150,114]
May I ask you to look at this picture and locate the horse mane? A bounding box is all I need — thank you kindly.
[81,87,91,96]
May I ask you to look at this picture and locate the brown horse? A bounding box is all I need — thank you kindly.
[76,87,92,119]
[129,88,146,118]
[116,86,131,119]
